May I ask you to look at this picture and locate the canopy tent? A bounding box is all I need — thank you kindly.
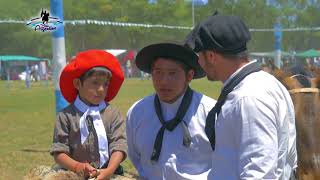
[105,49,127,57]
[105,49,136,64]
[295,49,320,58]
[250,51,293,58]
[0,55,49,82]
[0,55,47,61]
[122,50,135,62]
[105,49,139,77]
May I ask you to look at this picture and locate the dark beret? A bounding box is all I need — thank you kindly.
[135,43,205,79]
[185,15,251,54]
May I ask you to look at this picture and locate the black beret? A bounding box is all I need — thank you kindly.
[185,15,251,54]
[135,43,205,79]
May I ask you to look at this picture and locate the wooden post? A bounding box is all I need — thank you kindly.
[289,88,320,180]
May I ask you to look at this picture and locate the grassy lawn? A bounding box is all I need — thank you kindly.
[0,78,221,179]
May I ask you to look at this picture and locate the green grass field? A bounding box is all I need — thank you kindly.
[0,78,221,179]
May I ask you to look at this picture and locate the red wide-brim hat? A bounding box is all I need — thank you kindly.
[60,49,124,103]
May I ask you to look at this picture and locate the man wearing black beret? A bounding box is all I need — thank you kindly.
[185,14,297,179]
[126,42,217,179]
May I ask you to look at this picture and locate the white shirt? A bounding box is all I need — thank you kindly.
[74,96,109,168]
[209,64,297,180]
[126,91,216,180]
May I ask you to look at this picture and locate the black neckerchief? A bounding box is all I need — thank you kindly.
[151,86,193,162]
[205,62,261,151]
[85,115,100,168]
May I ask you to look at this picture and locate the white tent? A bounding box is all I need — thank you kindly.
[105,49,127,57]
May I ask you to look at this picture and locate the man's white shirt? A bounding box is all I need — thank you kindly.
[126,91,216,180]
[208,63,297,180]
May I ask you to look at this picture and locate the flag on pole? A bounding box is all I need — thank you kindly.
[186,0,208,6]
[148,0,157,4]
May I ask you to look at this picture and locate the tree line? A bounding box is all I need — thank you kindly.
[0,0,319,60]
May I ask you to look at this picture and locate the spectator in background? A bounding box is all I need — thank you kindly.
[126,60,132,78]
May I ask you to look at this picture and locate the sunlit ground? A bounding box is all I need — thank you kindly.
[0,78,221,179]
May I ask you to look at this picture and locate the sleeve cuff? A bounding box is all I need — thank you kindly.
[110,143,128,160]
[50,142,70,155]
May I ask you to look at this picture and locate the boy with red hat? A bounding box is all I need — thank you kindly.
[50,50,127,179]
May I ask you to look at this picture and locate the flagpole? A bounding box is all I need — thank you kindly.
[192,0,195,27]
[274,18,282,69]
[50,0,68,113]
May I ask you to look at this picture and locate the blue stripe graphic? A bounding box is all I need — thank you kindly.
[55,90,69,112]
[51,0,68,113]
[50,0,65,38]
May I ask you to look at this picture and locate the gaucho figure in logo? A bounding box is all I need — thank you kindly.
[41,9,49,24]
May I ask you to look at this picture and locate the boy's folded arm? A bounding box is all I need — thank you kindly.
[54,152,97,176]
[50,142,70,155]
[102,151,124,174]
[50,111,71,156]
[108,108,128,161]
[53,152,79,172]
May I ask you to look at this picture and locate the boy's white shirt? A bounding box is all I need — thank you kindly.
[126,91,216,180]
[74,96,109,168]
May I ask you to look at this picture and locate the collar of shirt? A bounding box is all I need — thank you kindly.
[159,91,185,121]
[126,91,215,179]
[74,96,107,113]
[74,95,109,167]
[223,60,257,89]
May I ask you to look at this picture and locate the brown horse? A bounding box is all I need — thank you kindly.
[271,66,320,180]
